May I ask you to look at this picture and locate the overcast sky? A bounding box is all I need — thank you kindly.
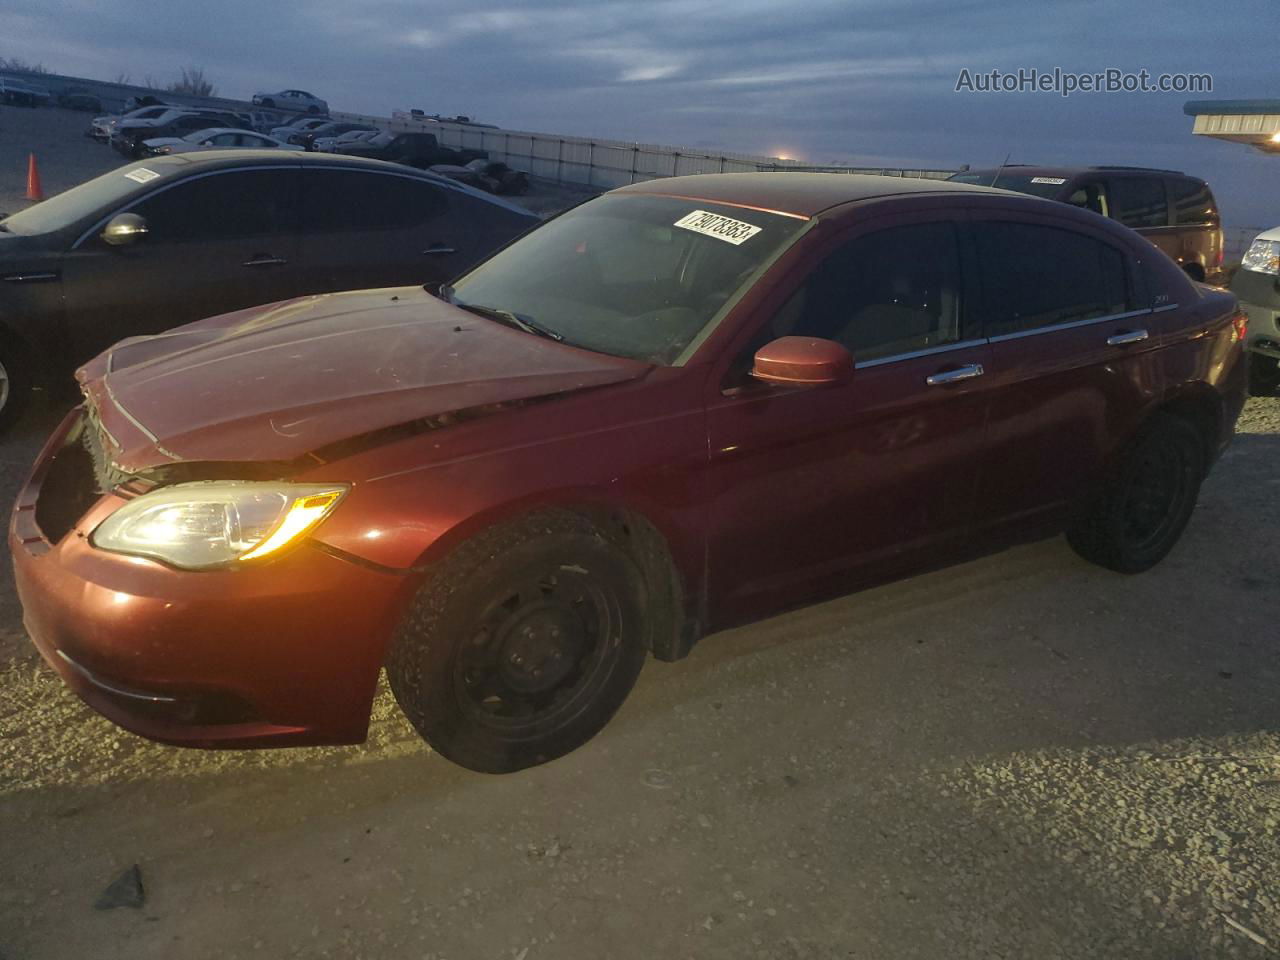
[5,0,1277,230]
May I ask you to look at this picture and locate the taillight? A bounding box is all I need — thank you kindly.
[1231,310,1248,343]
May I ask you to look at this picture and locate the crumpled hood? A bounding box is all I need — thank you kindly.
[77,286,648,472]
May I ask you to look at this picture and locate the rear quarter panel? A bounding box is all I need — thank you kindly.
[1154,280,1247,455]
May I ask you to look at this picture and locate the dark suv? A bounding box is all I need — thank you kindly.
[949,166,1225,284]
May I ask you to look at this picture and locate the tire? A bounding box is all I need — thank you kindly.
[261,98,274,108]
[0,338,33,434]
[306,105,319,115]
[1247,352,1280,397]
[1066,414,1205,574]
[387,510,649,773]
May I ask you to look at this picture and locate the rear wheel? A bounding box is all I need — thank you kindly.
[306,105,319,115]
[387,510,649,773]
[1066,414,1205,573]
[1248,352,1280,397]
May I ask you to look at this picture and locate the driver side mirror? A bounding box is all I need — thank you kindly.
[101,213,149,247]
[750,336,854,386]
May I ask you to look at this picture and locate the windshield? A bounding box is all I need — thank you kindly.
[948,172,1070,199]
[449,193,810,365]
[0,163,170,236]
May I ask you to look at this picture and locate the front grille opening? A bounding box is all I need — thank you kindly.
[34,425,105,544]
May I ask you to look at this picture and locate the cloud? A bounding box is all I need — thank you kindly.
[2,0,1278,226]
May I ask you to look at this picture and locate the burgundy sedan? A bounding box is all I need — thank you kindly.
[11,174,1248,773]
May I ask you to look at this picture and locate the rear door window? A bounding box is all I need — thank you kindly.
[1169,179,1218,226]
[1107,177,1168,229]
[972,221,1130,337]
[298,170,448,232]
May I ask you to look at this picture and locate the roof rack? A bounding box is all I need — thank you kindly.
[1088,165,1185,175]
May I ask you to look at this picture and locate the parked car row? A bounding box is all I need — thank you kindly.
[5,172,1251,775]
[141,127,302,156]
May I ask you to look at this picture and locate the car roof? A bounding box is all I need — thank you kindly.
[123,150,534,209]
[615,172,1006,217]
[957,164,1199,181]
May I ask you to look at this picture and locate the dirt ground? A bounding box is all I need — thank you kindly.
[2,102,1280,960]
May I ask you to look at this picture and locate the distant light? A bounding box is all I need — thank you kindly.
[1271,132,1280,143]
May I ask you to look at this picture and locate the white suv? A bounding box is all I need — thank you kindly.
[1231,226,1280,395]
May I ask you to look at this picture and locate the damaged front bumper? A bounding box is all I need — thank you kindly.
[10,408,412,748]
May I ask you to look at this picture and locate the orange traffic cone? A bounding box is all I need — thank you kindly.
[25,153,44,202]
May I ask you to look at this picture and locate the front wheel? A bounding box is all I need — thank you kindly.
[260,98,274,108]
[1066,414,1205,573]
[0,339,33,433]
[387,511,649,773]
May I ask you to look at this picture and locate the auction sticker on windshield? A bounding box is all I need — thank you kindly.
[124,168,161,184]
[674,210,763,245]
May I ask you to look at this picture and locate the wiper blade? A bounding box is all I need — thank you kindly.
[447,296,563,343]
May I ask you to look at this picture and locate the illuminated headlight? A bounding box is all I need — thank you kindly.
[1241,238,1280,276]
[92,482,347,569]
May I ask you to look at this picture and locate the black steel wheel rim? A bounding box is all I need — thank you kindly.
[452,568,622,735]
[1120,437,1189,549]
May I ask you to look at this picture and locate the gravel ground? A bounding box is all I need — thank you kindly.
[2,104,1280,960]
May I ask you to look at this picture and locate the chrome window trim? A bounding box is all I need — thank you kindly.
[1152,303,1180,314]
[854,338,986,369]
[986,307,1154,344]
[848,304,1168,369]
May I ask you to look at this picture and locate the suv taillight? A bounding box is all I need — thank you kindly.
[1231,310,1248,344]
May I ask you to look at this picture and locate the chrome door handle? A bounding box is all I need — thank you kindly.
[243,255,288,267]
[422,245,457,256]
[1106,329,1149,346]
[926,363,985,386]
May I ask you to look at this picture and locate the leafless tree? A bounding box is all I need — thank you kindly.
[0,57,49,74]
[167,67,216,98]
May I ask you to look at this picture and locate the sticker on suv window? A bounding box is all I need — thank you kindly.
[1030,177,1067,184]
[124,167,161,184]
[673,210,762,245]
